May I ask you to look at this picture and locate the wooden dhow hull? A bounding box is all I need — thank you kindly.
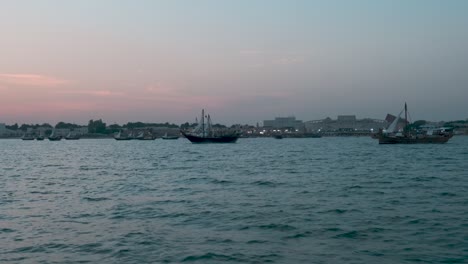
[377,134,452,144]
[182,131,238,143]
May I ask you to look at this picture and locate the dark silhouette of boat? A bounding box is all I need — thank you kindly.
[273,135,283,139]
[36,132,45,140]
[182,131,238,143]
[136,130,156,140]
[375,103,453,144]
[48,130,62,141]
[114,130,132,140]
[181,109,239,143]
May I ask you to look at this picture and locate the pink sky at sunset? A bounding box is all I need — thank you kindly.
[1,1,467,125]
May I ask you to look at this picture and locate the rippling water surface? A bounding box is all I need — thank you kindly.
[1,137,467,263]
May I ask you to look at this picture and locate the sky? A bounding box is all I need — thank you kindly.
[1,0,467,125]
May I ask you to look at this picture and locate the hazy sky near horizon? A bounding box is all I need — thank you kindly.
[1,0,467,125]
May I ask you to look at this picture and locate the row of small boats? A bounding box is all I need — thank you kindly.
[114,131,179,140]
[22,132,79,141]
[20,106,454,144]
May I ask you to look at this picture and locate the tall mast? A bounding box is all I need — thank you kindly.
[404,102,408,136]
[405,102,408,126]
[201,109,205,137]
[207,114,212,136]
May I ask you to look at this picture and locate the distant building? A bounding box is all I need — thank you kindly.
[73,127,89,135]
[305,115,386,132]
[52,128,69,136]
[263,117,303,129]
[0,123,21,137]
[27,126,51,134]
[0,123,6,135]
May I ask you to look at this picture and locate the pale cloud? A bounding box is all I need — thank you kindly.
[274,56,306,65]
[57,90,125,97]
[0,73,70,87]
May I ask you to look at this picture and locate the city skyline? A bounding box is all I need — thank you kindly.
[1,1,468,125]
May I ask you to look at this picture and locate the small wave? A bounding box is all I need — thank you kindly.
[65,213,105,219]
[0,228,15,233]
[79,166,101,171]
[407,219,426,225]
[75,242,104,253]
[258,223,297,231]
[367,227,386,233]
[334,230,367,239]
[360,250,384,257]
[247,240,267,244]
[82,197,110,202]
[321,209,358,214]
[43,164,62,167]
[205,238,233,243]
[181,252,245,262]
[251,180,281,187]
[10,246,46,253]
[54,220,90,224]
[211,179,233,184]
[324,227,342,232]
[439,192,456,197]
[30,191,54,195]
[283,231,312,239]
[345,185,363,189]
[44,243,69,250]
[159,212,189,218]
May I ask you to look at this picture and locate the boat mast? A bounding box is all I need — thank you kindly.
[405,102,407,125]
[201,109,205,137]
[207,114,212,137]
[404,102,408,136]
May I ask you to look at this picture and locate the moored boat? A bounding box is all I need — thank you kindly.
[114,130,132,140]
[181,109,239,143]
[374,103,453,144]
[48,130,62,141]
[162,133,179,140]
[136,130,156,140]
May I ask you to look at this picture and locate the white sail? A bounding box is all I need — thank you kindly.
[386,109,404,133]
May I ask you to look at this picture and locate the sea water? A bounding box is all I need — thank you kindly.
[1,137,467,263]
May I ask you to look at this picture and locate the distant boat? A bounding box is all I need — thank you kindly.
[162,133,179,140]
[65,132,80,140]
[36,134,45,141]
[114,130,132,140]
[181,109,239,143]
[273,135,283,139]
[136,130,156,140]
[48,130,62,141]
[21,133,35,140]
[374,103,453,144]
